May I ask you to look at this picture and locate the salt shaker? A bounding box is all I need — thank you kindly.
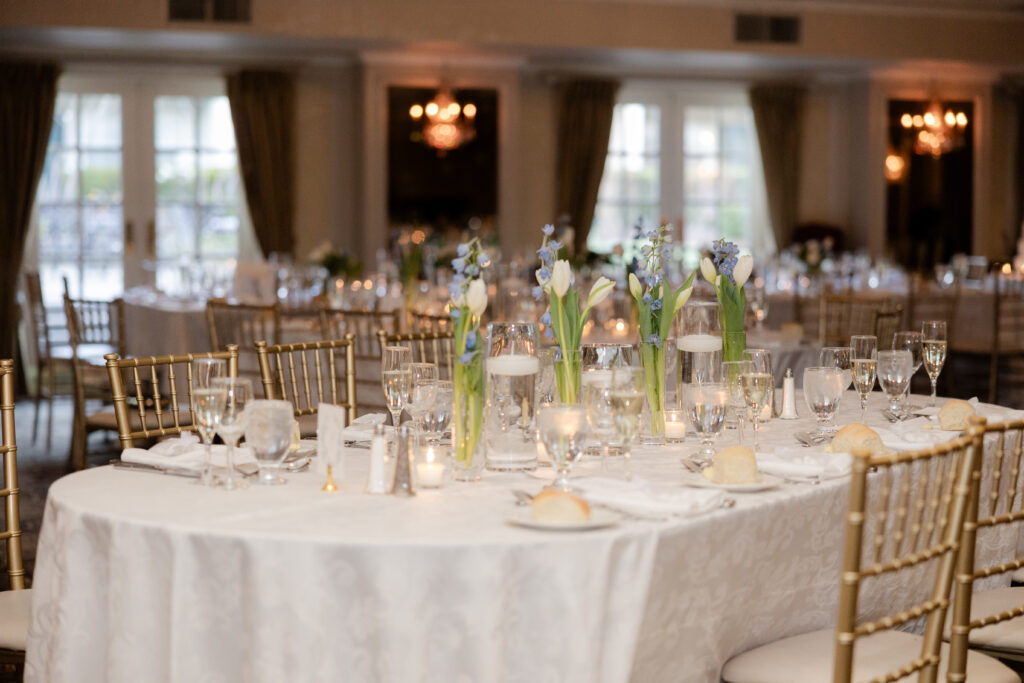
[780,368,799,419]
[365,423,389,494]
[390,425,416,497]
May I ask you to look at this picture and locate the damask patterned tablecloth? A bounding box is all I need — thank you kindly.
[25,393,1019,683]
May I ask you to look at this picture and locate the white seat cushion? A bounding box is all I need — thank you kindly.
[722,627,1018,683]
[944,586,1024,653]
[0,589,32,651]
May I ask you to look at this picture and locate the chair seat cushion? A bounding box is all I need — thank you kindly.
[944,586,1024,653]
[722,627,1017,683]
[0,589,32,651]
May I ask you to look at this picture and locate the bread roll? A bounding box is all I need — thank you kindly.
[703,445,759,484]
[826,423,885,456]
[531,490,591,523]
[938,399,976,431]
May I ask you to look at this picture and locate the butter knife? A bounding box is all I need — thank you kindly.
[110,459,200,478]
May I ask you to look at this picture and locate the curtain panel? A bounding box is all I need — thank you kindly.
[227,70,296,258]
[555,79,620,255]
[0,62,59,363]
[750,84,806,249]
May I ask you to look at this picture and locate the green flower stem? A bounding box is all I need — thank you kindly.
[723,331,747,364]
[640,342,665,436]
[452,307,483,466]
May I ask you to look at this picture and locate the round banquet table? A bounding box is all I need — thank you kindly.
[25,392,1022,683]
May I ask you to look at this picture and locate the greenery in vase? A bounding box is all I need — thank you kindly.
[626,224,696,436]
[449,238,490,466]
[534,224,614,403]
[700,239,753,362]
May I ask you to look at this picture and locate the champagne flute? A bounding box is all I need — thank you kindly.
[191,358,227,486]
[685,382,728,463]
[892,331,923,409]
[722,360,751,444]
[878,350,914,420]
[536,404,587,491]
[850,335,878,421]
[607,366,645,479]
[921,320,948,407]
[213,377,251,491]
[404,362,439,443]
[243,400,294,485]
[583,379,617,476]
[803,367,845,441]
[740,371,772,451]
[381,345,412,428]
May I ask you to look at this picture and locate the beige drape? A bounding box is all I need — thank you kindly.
[227,70,295,258]
[555,79,620,255]
[750,84,805,248]
[1,62,59,362]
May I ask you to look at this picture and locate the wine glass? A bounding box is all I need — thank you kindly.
[892,331,923,408]
[583,379,617,476]
[536,404,588,491]
[243,399,294,485]
[740,370,772,451]
[381,345,412,427]
[421,379,453,446]
[685,382,728,463]
[722,360,751,444]
[607,366,645,479]
[191,358,227,486]
[850,335,878,421]
[212,377,251,491]
[921,320,948,407]
[802,367,845,441]
[404,362,439,443]
[878,350,914,420]
[749,283,769,330]
[819,346,852,432]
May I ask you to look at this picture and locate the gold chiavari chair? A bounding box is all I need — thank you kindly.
[819,293,903,347]
[376,331,455,382]
[23,272,72,448]
[320,308,401,413]
[105,346,239,449]
[873,306,904,350]
[206,299,281,381]
[411,311,452,334]
[723,426,1017,683]
[947,416,1024,679]
[255,337,357,435]
[0,360,28,680]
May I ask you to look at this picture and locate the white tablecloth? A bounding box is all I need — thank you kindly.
[25,392,1018,683]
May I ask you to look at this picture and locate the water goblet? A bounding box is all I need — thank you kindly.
[243,400,295,485]
[921,320,948,407]
[802,367,845,441]
[750,282,769,330]
[743,347,774,420]
[381,345,411,427]
[583,380,617,476]
[607,366,645,479]
[191,358,227,486]
[722,360,751,443]
[536,404,588,491]
[878,350,914,420]
[819,346,852,432]
[685,382,728,463]
[404,362,439,443]
[892,331,923,407]
[740,370,773,451]
[213,377,251,491]
[850,335,878,421]
[421,379,453,446]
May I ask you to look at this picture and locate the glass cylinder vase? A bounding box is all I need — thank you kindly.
[723,330,747,363]
[637,340,670,445]
[553,347,581,404]
[451,354,484,482]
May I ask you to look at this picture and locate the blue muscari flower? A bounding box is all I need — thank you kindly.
[478,253,490,268]
[465,264,479,277]
[538,266,551,283]
[540,310,552,326]
[452,257,466,272]
[459,351,474,364]
[451,272,466,288]
[448,282,461,300]
[450,308,461,319]
[645,275,659,289]
[642,293,653,306]
[646,229,658,239]
[538,246,553,264]
[652,299,663,311]
[542,224,555,237]
[532,285,544,301]
[544,327,555,340]
[457,243,469,257]
[465,330,477,349]
[647,333,662,350]
[549,240,563,252]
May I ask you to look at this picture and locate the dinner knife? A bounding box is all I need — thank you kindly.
[109,459,200,478]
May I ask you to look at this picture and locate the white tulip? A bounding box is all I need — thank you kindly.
[466,279,488,317]
[700,257,717,285]
[587,276,614,307]
[673,285,694,316]
[550,260,572,298]
[733,255,754,288]
[628,272,643,299]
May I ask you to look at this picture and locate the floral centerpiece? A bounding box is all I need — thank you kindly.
[535,224,614,403]
[700,239,753,363]
[626,224,695,439]
[449,238,490,479]
[307,240,362,280]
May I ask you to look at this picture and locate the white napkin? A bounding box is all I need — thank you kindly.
[121,433,255,472]
[342,413,394,442]
[874,417,960,451]
[758,448,852,480]
[570,477,725,520]
[968,396,1024,423]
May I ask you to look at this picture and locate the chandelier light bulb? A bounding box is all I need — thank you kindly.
[924,111,937,127]
[409,104,423,119]
[464,103,477,118]
[447,102,460,116]
[900,114,913,128]
[912,115,924,128]
[425,102,439,117]
[956,112,968,127]
[944,110,956,126]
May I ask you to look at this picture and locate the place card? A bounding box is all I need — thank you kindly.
[316,403,348,480]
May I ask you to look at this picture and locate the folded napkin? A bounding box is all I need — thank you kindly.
[758,447,852,481]
[967,396,1024,423]
[121,433,255,472]
[874,417,960,452]
[570,477,725,520]
[342,413,395,442]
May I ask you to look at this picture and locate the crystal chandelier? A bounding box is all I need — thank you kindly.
[900,101,968,158]
[409,87,477,153]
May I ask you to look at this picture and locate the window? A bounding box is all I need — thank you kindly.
[588,85,774,264]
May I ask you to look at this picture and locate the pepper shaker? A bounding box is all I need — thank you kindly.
[780,368,799,419]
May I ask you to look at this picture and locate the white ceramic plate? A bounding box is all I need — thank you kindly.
[505,507,620,531]
[681,470,783,492]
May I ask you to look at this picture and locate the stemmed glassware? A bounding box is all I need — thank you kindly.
[536,404,588,491]
[850,335,878,420]
[404,362,439,443]
[685,382,729,463]
[740,370,772,451]
[921,320,948,407]
[878,350,914,420]
[212,377,251,491]
[191,358,227,486]
[607,366,645,479]
[243,399,295,485]
[749,283,769,330]
[583,378,617,476]
[722,360,750,445]
[381,345,412,427]
[421,379,453,446]
[802,367,845,441]
[892,331,924,408]
[818,346,852,432]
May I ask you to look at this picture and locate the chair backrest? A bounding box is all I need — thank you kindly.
[411,312,452,334]
[0,360,24,591]
[23,271,58,362]
[906,274,959,346]
[320,308,401,413]
[375,331,455,382]
[254,336,357,423]
[63,287,126,359]
[948,416,1024,678]
[819,294,902,347]
[105,345,239,448]
[872,305,904,350]
[833,429,980,683]
[206,299,281,352]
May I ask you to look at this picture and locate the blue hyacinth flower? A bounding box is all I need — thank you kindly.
[459,351,474,364]
[457,243,469,257]
[542,224,554,236]
[647,333,661,350]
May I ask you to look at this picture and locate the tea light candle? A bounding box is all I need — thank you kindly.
[664,410,687,442]
[416,446,445,488]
